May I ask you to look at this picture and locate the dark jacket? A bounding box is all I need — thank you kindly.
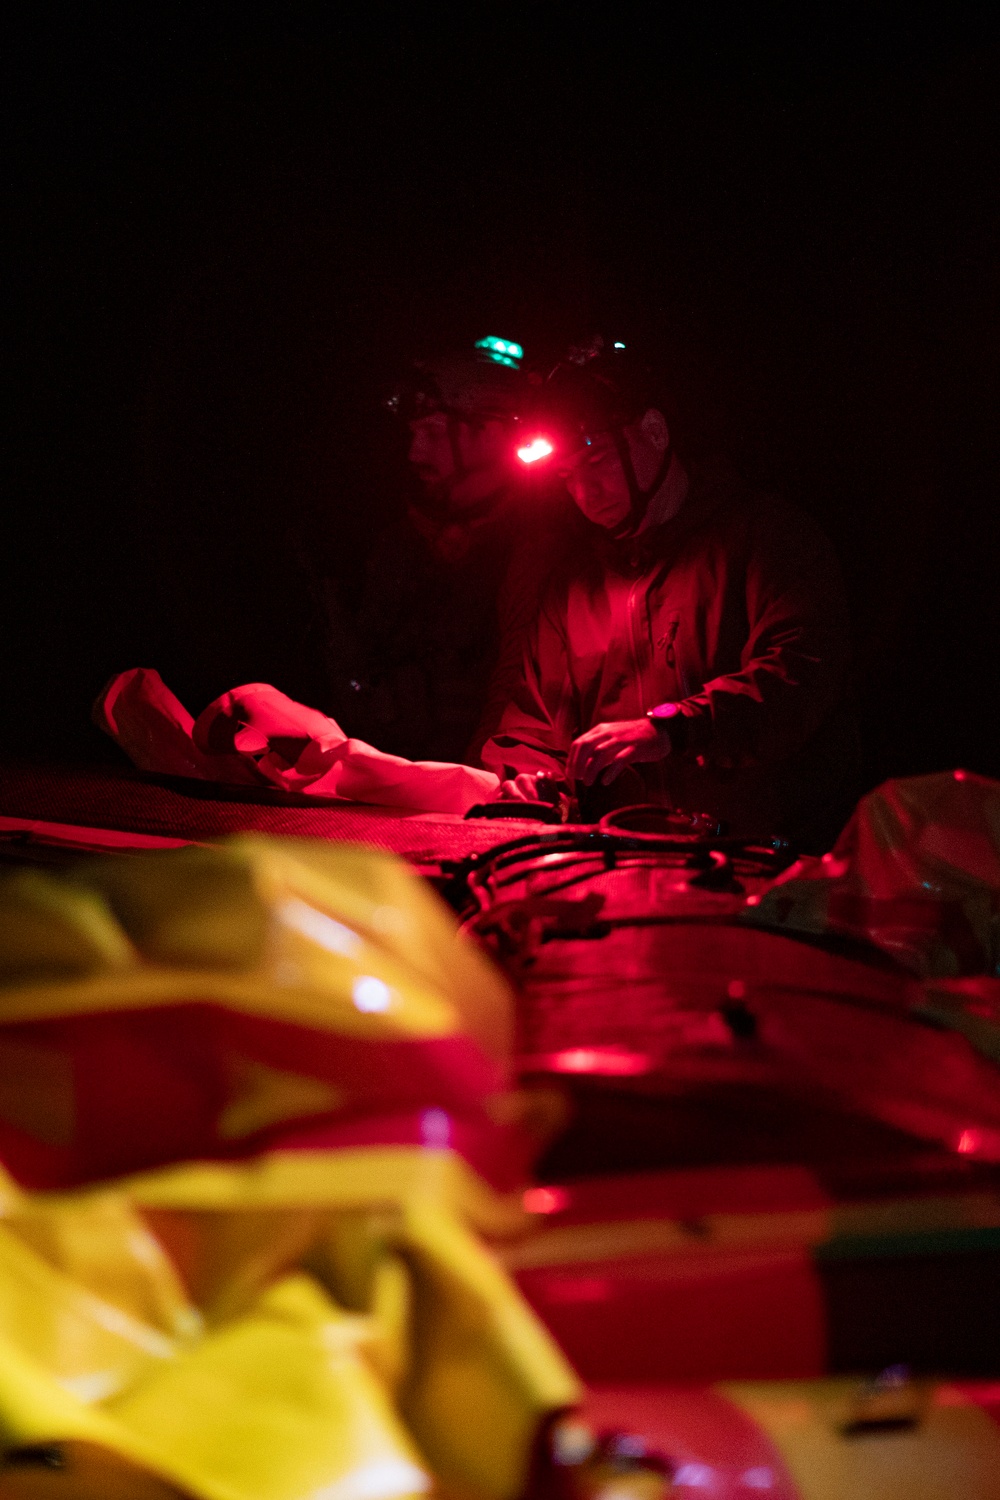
[480,461,859,848]
[320,489,571,765]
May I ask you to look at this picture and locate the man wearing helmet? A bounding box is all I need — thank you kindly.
[319,338,570,764]
[482,338,858,849]
[401,341,526,537]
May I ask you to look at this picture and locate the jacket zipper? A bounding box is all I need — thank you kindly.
[629,568,670,799]
[627,574,648,711]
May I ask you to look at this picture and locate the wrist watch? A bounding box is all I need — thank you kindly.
[646,702,687,754]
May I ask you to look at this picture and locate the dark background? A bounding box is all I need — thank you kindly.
[6,8,1000,787]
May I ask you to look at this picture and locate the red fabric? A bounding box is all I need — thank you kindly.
[480,462,856,845]
[748,770,1000,975]
[519,1248,826,1384]
[0,1004,512,1189]
[95,667,258,784]
[95,669,500,814]
[516,1168,829,1383]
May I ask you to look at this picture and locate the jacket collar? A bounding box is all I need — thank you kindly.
[590,455,743,573]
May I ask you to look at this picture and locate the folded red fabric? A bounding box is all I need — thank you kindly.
[95,669,500,815]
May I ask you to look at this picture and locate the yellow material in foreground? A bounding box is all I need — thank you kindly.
[0,841,580,1500]
[0,1153,580,1500]
[0,1271,429,1500]
[0,839,513,1055]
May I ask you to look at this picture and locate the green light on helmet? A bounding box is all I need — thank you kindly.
[475,335,524,369]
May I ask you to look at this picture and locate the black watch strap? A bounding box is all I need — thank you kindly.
[646,702,689,754]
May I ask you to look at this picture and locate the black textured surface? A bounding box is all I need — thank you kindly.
[820,1248,1000,1375]
[0,762,555,862]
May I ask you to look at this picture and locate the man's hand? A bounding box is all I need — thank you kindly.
[567,717,669,787]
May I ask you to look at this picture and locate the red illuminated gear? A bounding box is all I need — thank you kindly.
[515,336,647,470]
[513,336,674,539]
[387,339,526,426]
[517,437,555,465]
[480,461,859,849]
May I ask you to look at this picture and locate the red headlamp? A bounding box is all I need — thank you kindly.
[516,436,555,465]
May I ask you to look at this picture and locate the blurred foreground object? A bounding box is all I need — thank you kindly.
[0,839,579,1500]
[574,1378,1000,1499]
[745,770,1000,976]
[461,815,1000,1397]
[95,670,499,815]
[6,807,1000,1496]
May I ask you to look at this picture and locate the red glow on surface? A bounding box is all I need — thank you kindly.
[957,1128,981,1154]
[937,1381,1000,1407]
[539,1276,613,1304]
[546,1047,651,1076]
[954,768,968,781]
[517,437,555,464]
[523,1185,570,1215]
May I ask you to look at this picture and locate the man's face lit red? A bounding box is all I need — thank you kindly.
[407,411,514,511]
[555,434,633,529]
[551,409,672,530]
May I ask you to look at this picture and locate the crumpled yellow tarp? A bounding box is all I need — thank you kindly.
[0,841,581,1500]
[0,833,512,1058]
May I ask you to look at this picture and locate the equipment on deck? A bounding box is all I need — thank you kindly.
[458,815,1000,1384]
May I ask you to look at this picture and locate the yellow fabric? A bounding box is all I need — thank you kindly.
[0,1220,179,1405]
[107,1276,431,1500]
[116,1147,529,1238]
[725,1378,1000,1499]
[0,1131,576,1500]
[0,839,579,1499]
[394,1202,580,1500]
[0,1176,580,1500]
[0,869,136,985]
[0,1272,431,1500]
[3,1192,198,1342]
[0,1333,132,1454]
[0,840,512,1056]
[308,1200,582,1499]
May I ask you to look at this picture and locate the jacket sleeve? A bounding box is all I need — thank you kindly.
[674,501,852,768]
[477,595,579,780]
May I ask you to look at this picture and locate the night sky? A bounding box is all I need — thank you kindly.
[7,9,1000,788]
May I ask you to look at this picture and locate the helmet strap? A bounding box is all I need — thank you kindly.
[608,427,674,540]
[446,414,468,484]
